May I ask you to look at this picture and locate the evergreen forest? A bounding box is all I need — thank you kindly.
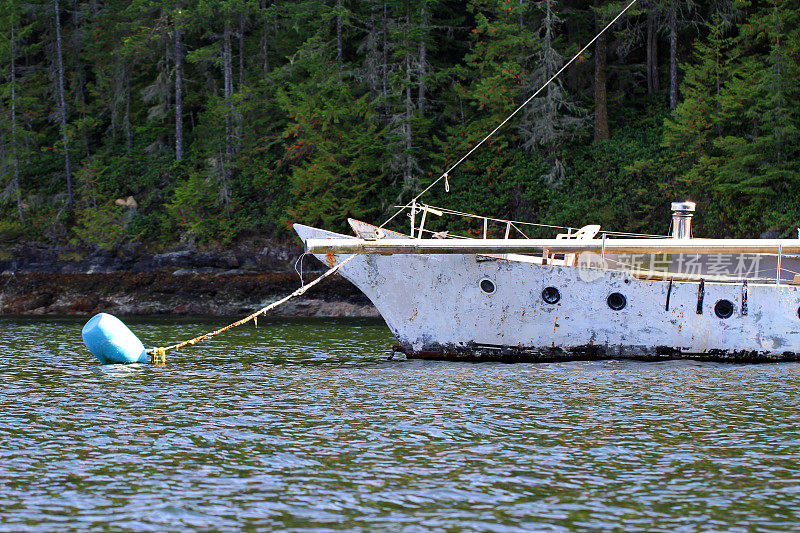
[0,0,798,249]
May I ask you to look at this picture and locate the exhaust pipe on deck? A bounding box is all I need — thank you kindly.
[671,201,696,239]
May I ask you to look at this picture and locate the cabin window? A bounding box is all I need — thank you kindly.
[542,287,561,305]
[715,299,734,319]
[607,292,627,311]
[480,278,496,295]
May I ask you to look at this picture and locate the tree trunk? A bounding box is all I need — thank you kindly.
[223,19,234,144]
[544,0,554,78]
[54,0,73,212]
[773,4,782,164]
[10,20,24,223]
[544,0,556,131]
[336,0,343,67]
[404,6,414,190]
[519,0,525,67]
[238,12,246,88]
[593,0,610,141]
[646,1,659,94]
[669,0,678,110]
[222,19,234,205]
[381,0,389,120]
[261,17,270,79]
[565,3,579,92]
[417,4,427,115]
[123,63,132,153]
[68,0,90,160]
[174,12,184,161]
[365,3,379,99]
[651,19,659,93]
[0,118,7,213]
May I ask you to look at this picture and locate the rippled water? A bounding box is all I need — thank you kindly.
[1,316,799,531]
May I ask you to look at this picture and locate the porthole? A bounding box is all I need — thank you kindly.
[480,278,496,295]
[542,287,561,305]
[607,292,627,311]
[715,299,734,319]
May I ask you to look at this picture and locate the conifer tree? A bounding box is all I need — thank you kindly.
[519,0,584,184]
[384,0,436,201]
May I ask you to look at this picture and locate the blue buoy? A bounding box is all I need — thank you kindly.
[82,313,148,364]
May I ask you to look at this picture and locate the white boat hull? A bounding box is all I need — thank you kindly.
[294,224,800,362]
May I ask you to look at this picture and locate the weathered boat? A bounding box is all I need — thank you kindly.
[295,202,800,363]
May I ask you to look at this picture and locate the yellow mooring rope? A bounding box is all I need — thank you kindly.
[146,255,356,364]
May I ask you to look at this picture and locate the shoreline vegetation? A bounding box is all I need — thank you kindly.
[1,1,798,316]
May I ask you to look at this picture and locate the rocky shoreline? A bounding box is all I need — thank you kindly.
[0,242,378,318]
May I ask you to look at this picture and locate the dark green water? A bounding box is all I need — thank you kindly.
[1,316,799,531]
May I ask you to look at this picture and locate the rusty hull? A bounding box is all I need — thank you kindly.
[294,224,800,363]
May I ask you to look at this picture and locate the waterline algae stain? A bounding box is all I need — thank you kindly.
[4,316,800,530]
